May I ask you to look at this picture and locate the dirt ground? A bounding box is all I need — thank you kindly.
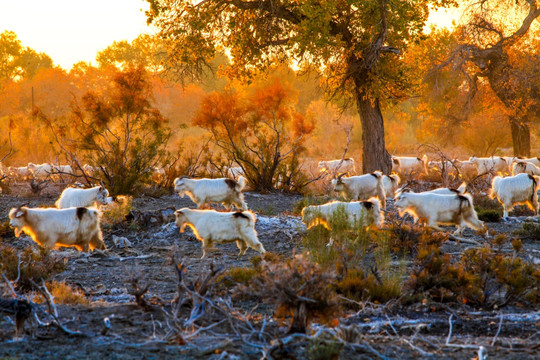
[0,182,539,359]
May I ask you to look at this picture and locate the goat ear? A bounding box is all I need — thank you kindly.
[15,210,24,218]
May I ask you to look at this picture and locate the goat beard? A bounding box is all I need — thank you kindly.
[14,227,23,237]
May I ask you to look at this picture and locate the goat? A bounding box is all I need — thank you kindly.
[332,171,386,208]
[490,173,540,219]
[318,158,355,176]
[395,191,484,236]
[382,174,400,199]
[9,206,105,251]
[468,156,508,175]
[174,176,248,210]
[391,155,428,176]
[301,198,384,231]
[453,159,479,180]
[27,163,53,180]
[175,208,265,258]
[227,166,245,179]
[512,161,540,176]
[55,185,112,209]
[516,157,540,167]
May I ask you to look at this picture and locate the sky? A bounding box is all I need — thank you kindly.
[0,0,153,70]
[0,1,457,71]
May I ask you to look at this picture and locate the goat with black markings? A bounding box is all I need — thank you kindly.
[490,173,540,219]
[395,190,484,236]
[174,208,265,258]
[332,171,386,208]
[9,206,105,251]
[174,176,248,210]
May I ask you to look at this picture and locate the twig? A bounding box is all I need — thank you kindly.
[491,313,504,346]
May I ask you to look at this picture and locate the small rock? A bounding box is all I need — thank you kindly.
[113,235,132,248]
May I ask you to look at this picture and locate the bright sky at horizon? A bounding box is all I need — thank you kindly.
[0,0,153,70]
[0,1,458,71]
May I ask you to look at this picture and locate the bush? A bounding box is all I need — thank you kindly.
[236,254,339,334]
[302,207,405,304]
[101,195,133,227]
[0,243,66,291]
[476,208,502,222]
[405,231,540,307]
[33,281,89,305]
[515,222,540,239]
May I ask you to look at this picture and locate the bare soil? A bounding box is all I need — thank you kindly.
[0,183,539,359]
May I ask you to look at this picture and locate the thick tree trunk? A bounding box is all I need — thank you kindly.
[510,119,531,157]
[355,89,392,174]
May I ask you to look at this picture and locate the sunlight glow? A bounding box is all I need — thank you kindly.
[0,0,153,70]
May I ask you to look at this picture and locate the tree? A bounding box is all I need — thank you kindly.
[46,67,171,194]
[436,0,540,156]
[0,30,52,85]
[193,78,314,191]
[146,0,454,173]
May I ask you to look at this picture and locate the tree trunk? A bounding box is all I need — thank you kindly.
[355,89,392,174]
[510,119,531,157]
[287,302,308,334]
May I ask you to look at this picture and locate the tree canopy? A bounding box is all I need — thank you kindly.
[146,0,455,173]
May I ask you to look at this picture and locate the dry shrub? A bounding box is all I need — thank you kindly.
[101,195,133,226]
[236,254,339,334]
[0,244,66,291]
[33,281,89,305]
[302,208,406,304]
[405,232,540,307]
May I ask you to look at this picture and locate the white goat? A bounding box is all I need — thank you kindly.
[382,174,401,198]
[517,157,540,167]
[27,163,53,180]
[453,159,479,180]
[301,198,384,230]
[395,191,484,236]
[468,156,508,175]
[391,155,428,176]
[318,158,355,176]
[175,208,265,258]
[512,161,540,176]
[9,206,105,251]
[425,182,467,195]
[174,176,248,210]
[56,185,113,209]
[490,173,540,218]
[53,164,73,174]
[332,171,386,208]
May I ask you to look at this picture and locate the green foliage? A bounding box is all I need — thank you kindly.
[293,195,334,216]
[476,208,502,223]
[302,208,405,304]
[0,30,53,84]
[305,334,344,360]
[0,243,66,291]
[219,267,259,288]
[514,222,540,239]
